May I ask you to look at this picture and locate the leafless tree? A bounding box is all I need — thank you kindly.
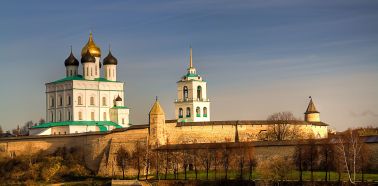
[266,111,300,141]
[116,146,131,179]
[319,140,334,182]
[132,141,146,180]
[198,148,211,180]
[303,139,318,181]
[221,144,231,180]
[294,143,305,181]
[246,146,256,180]
[335,129,370,184]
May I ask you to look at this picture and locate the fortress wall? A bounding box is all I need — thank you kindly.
[0,128,148,173]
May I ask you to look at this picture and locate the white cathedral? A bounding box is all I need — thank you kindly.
[30,33,131,135]
[30,33,211,135]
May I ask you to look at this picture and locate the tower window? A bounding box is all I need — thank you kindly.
[90,97,95,105]
[196,107,200,117]
[102,97,107,106]
[179,108,183,118]
[86,67,89,76]
[78,112,82,120]
[51,111,54,122]
[68,96,71,105]
[91,112,95,120]
[203,107,208,117]
[197,86,202,100]
[186,107,191,117]
[78,96,82,105]
[68,111,71,120]
[183,86,188,100]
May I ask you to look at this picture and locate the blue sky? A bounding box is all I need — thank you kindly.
[0,0,377,131]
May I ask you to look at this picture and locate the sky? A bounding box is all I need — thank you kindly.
[0,0,377,131]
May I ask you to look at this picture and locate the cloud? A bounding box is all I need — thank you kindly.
[350,110,378,118]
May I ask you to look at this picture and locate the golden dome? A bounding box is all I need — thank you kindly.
[149,99,165,115]
[81,32,101,57]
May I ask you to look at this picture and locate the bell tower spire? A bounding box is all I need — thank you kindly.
[187,46,196,75]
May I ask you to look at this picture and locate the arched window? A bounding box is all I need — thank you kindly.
[183,86,188,100]
[59,111,62,121]
[122,118,125,124]
[51,111,54,122]
[102,97,107,106]
[86,67,89,76]
[78,96,82,105]
[186,107,191,117]
[196,107,200,117]
[178,108,183,118]
[90,97,95,105]
[68,111,71,120]
[68,96,71,105]
[203,107,208,117]
[103,112,107,121]
[197,86,202,100]
[78,111,82,120]
[91,112,95,120]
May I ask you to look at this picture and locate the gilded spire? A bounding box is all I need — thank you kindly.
[189,46,193,68]
[81,32,101,57]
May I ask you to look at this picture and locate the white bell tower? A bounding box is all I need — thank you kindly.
[174,47,210,122]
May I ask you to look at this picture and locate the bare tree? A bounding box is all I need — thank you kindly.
[221,145,231,180]
[257,155,294,182]
[294,143,305,181]
[246,146,256,180]
[116,146,131,179]
[319,140,334,182]
[198,148,211,180]
[0,125,3,134]
[266,112,300,141]
[132,141,146,180]
[335,129,369,184]
[303,139,318,181]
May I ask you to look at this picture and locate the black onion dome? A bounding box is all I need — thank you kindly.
[64,52,79,66]
[103,51,118,65]
[81,49,95,63]
[115,95,122,101]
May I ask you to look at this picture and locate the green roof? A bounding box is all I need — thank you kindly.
[185,73,199,78]
[31,121,122,132]
[51,75,116,84]
[112,106,129,109]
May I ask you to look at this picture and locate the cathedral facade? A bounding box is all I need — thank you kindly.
[30,33,130,135]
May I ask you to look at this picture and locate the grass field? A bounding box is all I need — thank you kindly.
[150,170,378,182]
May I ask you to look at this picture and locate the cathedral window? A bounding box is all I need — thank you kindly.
[50,97,55,107]
[68,96,71,105]
[179,108,183,118]
[186,107,191,117]
[203,107,208,117]
[90,97,95,105]
[197,86,202,100]
[102,97,107,106]
[122,118,125,124]
[91,112,95,120]
[183,86,188,100]
[59,96,63,106]
[51,111,54,122]
[78,112,82,120]
[59,111,62,121]
[78,96,82,105]
[86,67,89,76]
[103,112,107,121]
[196,107,200,117]
[68,111,71,120]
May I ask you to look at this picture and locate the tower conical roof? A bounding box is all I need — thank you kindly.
[149,99,165,115]
[305,97,319,114]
